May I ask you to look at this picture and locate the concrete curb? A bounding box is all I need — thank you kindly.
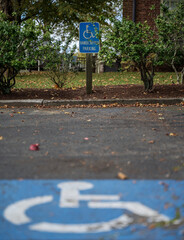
[0,98,183,107]
[43,98,184,106]
[0,99,43,107]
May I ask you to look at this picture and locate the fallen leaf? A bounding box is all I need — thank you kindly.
[45,151,49,156]
[117,172,128,180]
[0,136,3,140]
[173,166,181,172]
[29,144,40,151]
[164,203,172,209]
[169,133,178,136]
[148,224,156,230]
[83,151,92,154]
[111,151,117,155]
[54,84,59,89]
[18,178,24,181]
[159,181,169,191]
[80,160,86,165]
[148,140,155,144]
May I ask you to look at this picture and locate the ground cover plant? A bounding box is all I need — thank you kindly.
[14,71,178,89]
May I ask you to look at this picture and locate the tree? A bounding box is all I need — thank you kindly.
[0,0,119,30]
[99,19,158,91]
[0,16,41,94]
[156,2,184,84]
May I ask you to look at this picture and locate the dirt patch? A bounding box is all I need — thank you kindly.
[0,84,184,100]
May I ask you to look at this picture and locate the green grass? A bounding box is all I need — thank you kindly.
[14,71,177,89]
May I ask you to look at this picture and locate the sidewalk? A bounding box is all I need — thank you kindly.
[0,98,184,107]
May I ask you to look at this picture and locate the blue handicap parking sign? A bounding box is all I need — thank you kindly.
[79,22,100,53]
[0,180,184,240]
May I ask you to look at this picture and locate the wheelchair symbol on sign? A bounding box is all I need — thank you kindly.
[83,25,96,39]
[3,181,171,233]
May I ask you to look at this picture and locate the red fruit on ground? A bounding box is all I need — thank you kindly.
[29,144,39,151]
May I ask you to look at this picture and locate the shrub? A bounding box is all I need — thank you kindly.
[0,17,41,94]
[100,19,158,91]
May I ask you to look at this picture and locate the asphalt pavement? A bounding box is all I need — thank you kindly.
[0,105,184,180]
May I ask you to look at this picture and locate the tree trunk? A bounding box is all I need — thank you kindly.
[0,66,17,94]
[0,0,14,21]
[181,67,184,84]
[139,62,154,92]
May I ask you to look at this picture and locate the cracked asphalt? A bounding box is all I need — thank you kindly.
[0,105,184,179]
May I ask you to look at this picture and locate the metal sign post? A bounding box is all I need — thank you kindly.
[86,53,92,94]
[79,22,100,94]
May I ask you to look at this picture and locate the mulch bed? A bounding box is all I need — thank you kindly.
[0,84,184,100]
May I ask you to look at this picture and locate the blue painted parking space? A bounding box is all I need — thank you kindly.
[0,180,184,240]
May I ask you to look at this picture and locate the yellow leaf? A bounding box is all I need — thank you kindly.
[169,133,177,136]
[0,136,3,140]
[117,172,128,180]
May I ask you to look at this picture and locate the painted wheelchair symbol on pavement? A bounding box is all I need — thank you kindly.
[3,181,171,234]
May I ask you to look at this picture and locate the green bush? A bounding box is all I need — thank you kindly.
[156,2,184,83]
[0,17,41,94]
[100,18,158,91]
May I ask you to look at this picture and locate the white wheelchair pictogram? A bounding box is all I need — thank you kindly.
[3,181,171,234]
[83,25,96,39]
